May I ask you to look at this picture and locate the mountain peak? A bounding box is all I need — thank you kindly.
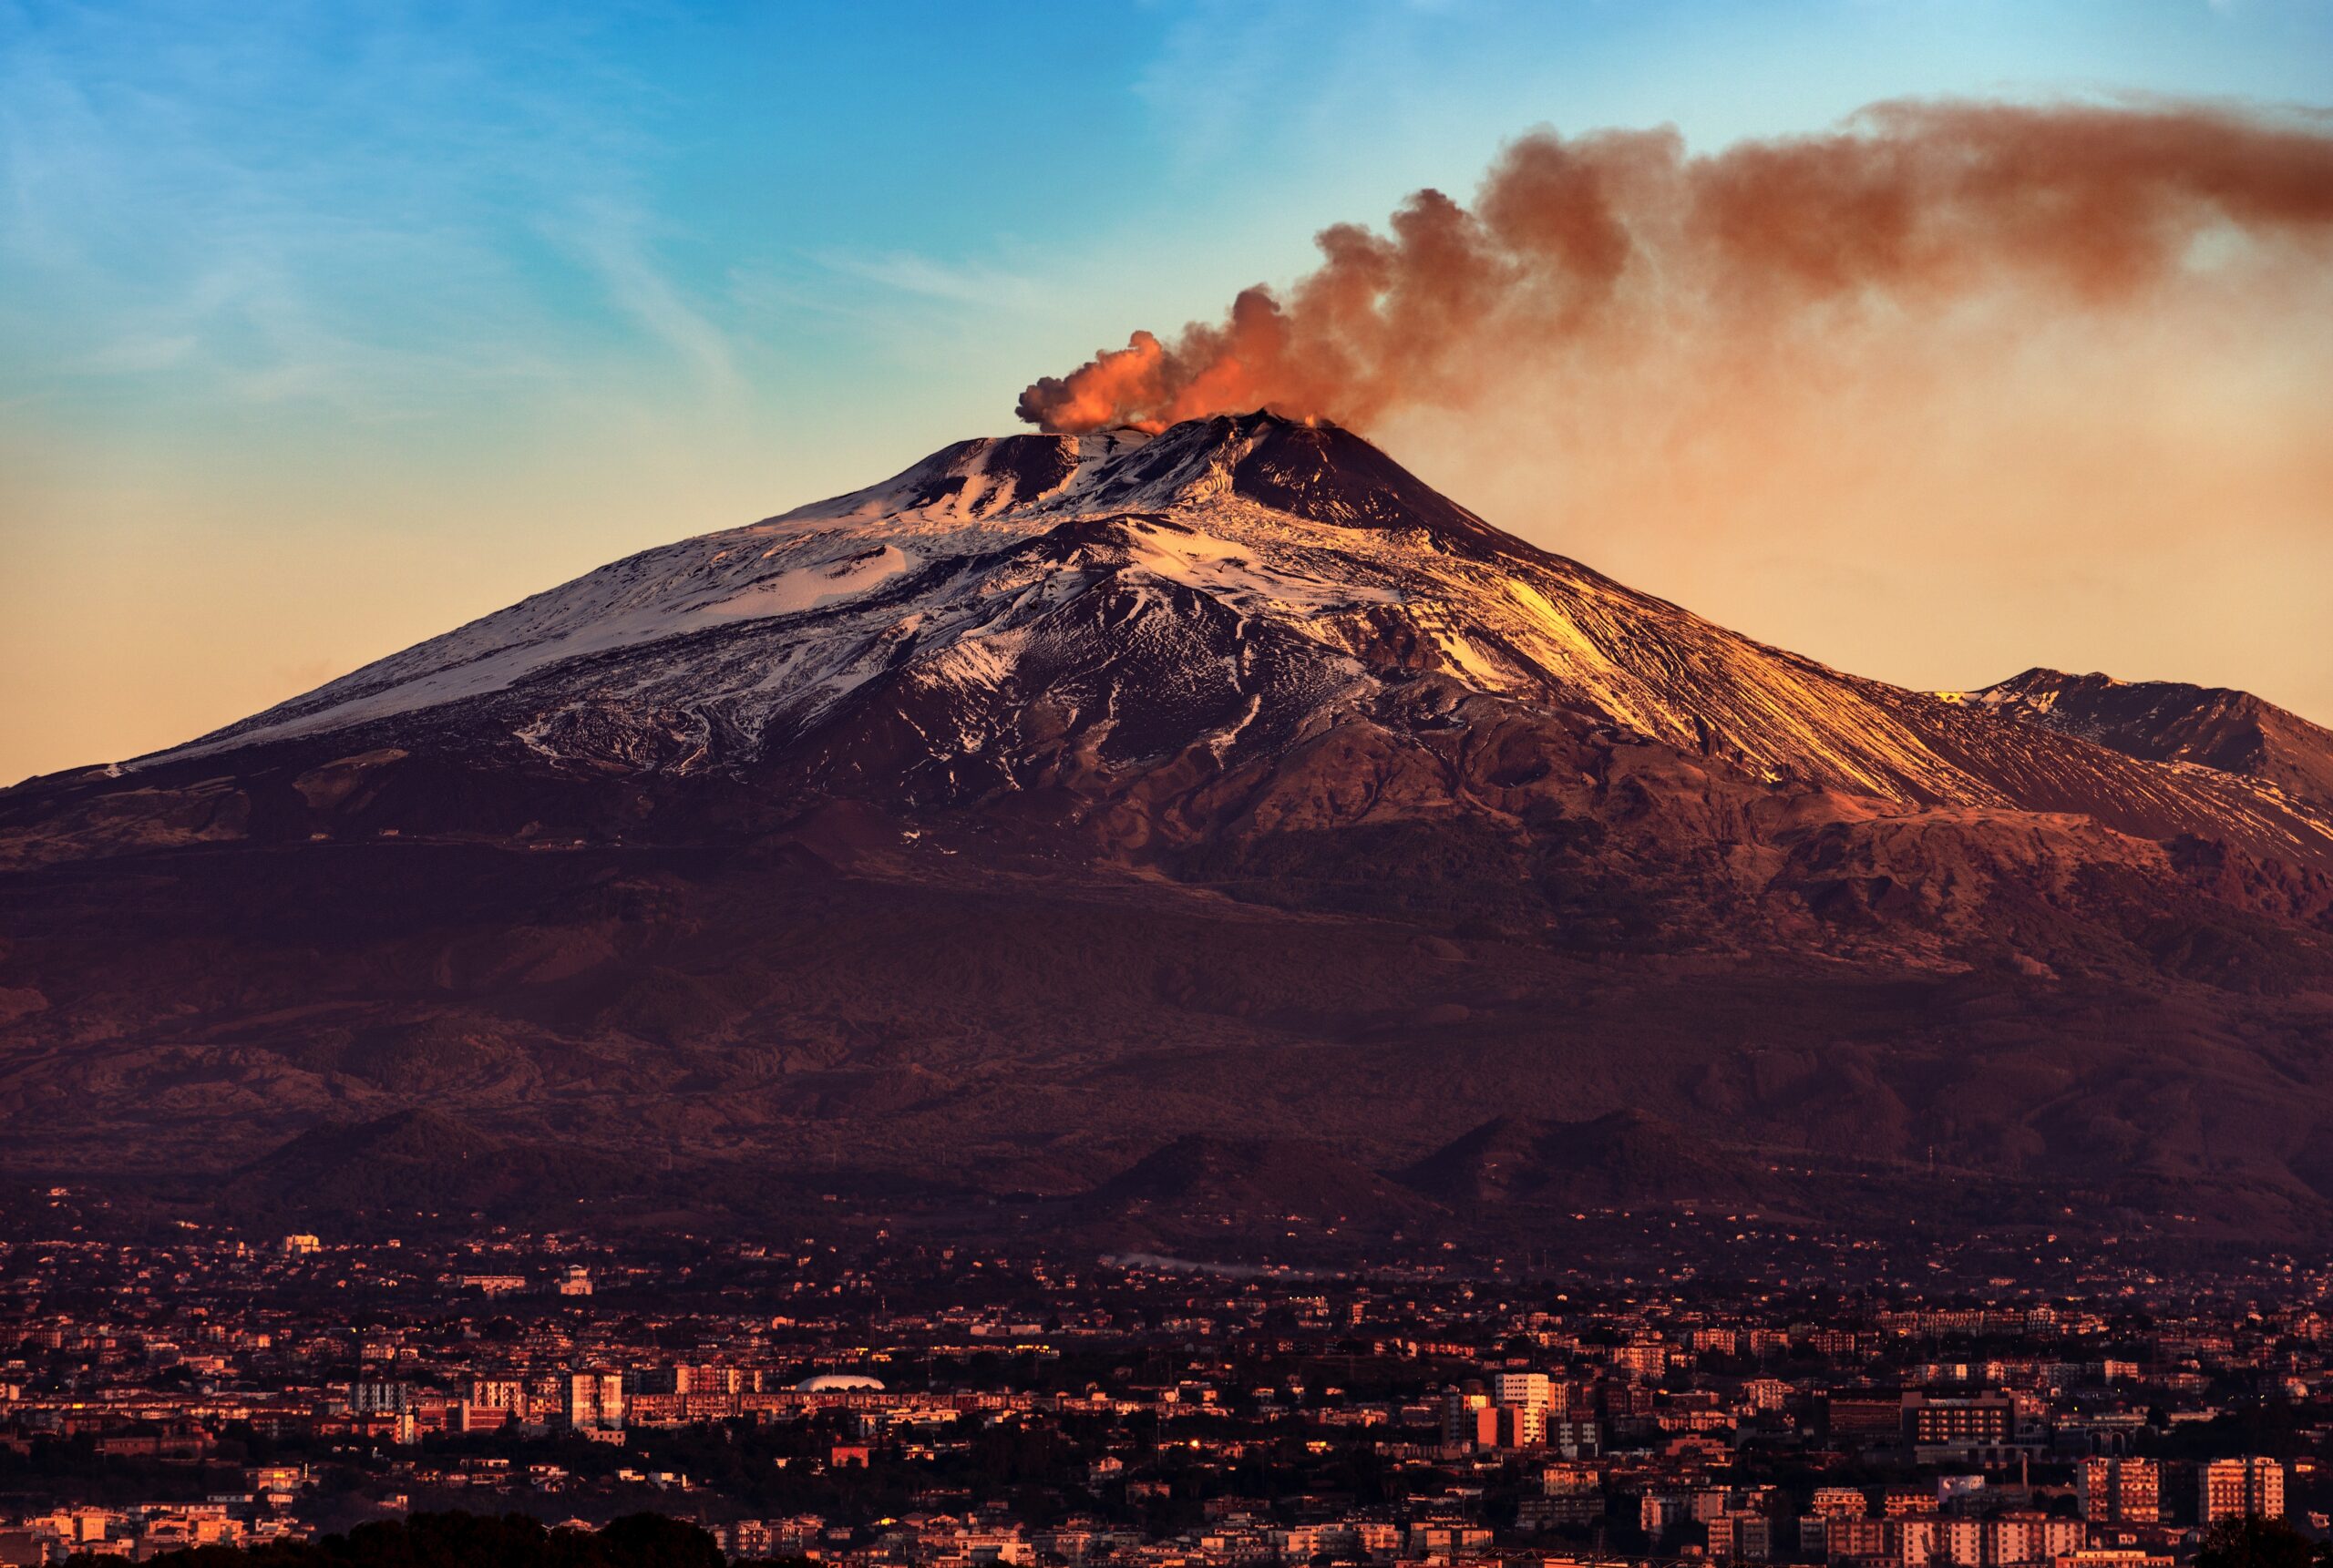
[774,410,1511,553]
[1132,410,1510,549]
[1972,664,2333,818]
[62,410,2333,886]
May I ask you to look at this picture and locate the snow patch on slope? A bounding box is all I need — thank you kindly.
[704,547,913,619]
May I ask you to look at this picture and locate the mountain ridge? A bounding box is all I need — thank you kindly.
[1966,666,2333,821]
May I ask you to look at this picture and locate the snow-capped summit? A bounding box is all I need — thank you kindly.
[149,411,2331,869]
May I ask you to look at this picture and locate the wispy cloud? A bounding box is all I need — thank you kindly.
[819,250,1050,314]
[79,333,198,374]
[564,197,745,398]
[0,4,680,420]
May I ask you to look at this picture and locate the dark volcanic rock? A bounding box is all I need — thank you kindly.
[1085,1135,1444,1237]
[219,1110,619,1222]
[1400,1112,1760,1208]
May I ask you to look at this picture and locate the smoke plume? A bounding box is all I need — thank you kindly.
[1017,100,2333,435]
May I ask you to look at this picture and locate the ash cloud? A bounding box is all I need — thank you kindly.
[1017,100,2333,435]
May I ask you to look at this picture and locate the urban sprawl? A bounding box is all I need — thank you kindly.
[0,1209,2322,1568]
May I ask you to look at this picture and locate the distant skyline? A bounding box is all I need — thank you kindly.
[5,1,2331,784]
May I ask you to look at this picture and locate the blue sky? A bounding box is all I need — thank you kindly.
[3,0,2329,781]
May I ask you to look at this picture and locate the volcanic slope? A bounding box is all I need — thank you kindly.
[1967,667,2333,822]
[5,411,2333,1242]
[122,412,2333,867]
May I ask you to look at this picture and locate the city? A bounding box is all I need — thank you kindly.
[0,1204,2323,1567]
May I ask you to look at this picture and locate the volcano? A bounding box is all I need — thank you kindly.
[5,412,2332,1243]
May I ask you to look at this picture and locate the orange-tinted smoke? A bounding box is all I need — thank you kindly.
[1015,100,2333,433]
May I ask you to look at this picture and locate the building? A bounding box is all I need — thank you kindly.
[2199,1458,2284,1523]
[1641,1493,1691,1542]
[1709,1511,1773,1562]
[1987,1515,2084,1566]
[1612,1340,1668,1378]
[2053,1553,2174,1568]
[1495,1371,1554,1408]
[2078,1458,2159,1525]
[1904,1392,2020,1461]
[1829,1393,1906,1441]
[1811,1488,1870,1519]
[1495,1402,1547,1449]
[566,1370,624,1431]
[1824,1516,1889,1560]
[1876,1514,2082,1567]
[1407,1522,1492,1559]
[1441,1387,1494,1450]
[348,1381,412,1415]
[467,1378,529,1419]
[1547,1416,1601,1459]
[1517,1492,1605,1530]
